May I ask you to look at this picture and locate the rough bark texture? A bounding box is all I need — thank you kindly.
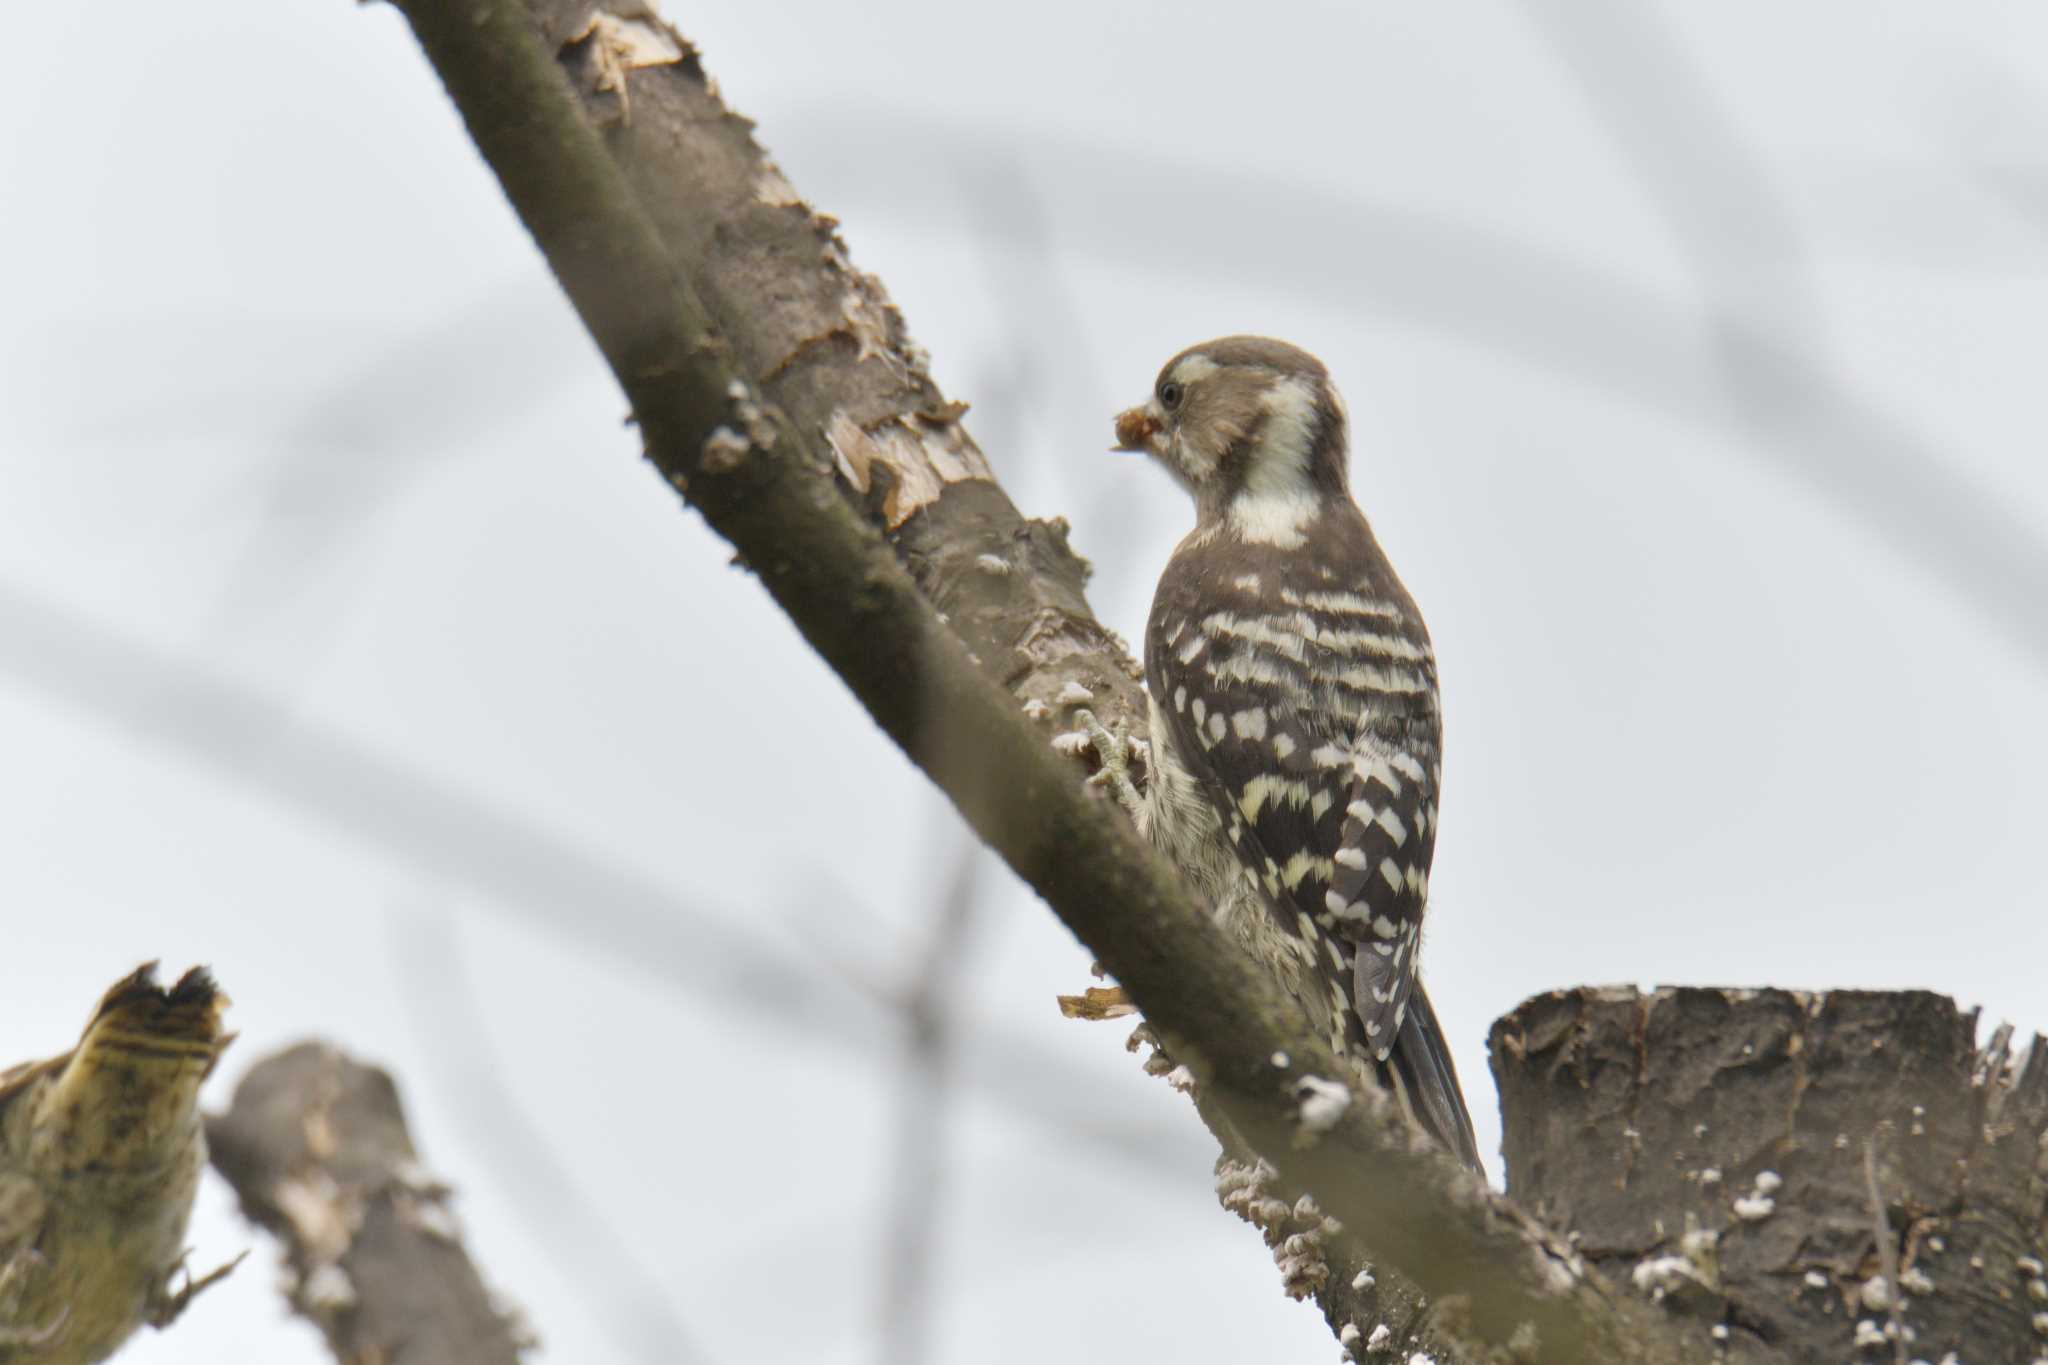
[1493,988,2048,1364]
[375,2,1785,1361]
[540,1,1145,738]
[206,1043,531,1365]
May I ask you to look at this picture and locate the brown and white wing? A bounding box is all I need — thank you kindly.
[1147,558,1441,1062]
[1320,730,1438,1059]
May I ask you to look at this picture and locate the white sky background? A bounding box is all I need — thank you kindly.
[4,2,2047,1361]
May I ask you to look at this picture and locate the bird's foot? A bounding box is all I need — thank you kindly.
[1075,709,1145,820]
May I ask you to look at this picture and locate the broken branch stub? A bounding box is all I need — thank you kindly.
[1490,987,2048,1364]
[206,1043,531,1365]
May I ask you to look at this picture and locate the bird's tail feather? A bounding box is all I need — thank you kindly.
[1384,982,1482,1172]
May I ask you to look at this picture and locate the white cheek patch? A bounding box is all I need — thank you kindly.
[1225,375,1322,548]
[1251,375,1320,489]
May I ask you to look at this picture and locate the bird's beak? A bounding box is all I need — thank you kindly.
[1112,404,1161,454]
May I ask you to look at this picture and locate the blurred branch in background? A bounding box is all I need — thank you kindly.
[208,1040,533,1365]
[1912,55,2048,245]
[952,157,1132,578]
[2,0,2041,1359]
[374,0,1756,1357]
[0,577,1197,1179]
[18,294,619,891]
[866,287,1014,1364]
[789,108,2048,674]
[876,838,982,1365]
[204,287,590,643]
[1522,0,1825,416]
[393,900,710,1365]
[27,291,586,692]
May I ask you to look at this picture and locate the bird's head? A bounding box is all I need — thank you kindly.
[1112,336,1351,545]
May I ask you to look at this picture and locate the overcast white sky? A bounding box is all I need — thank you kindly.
[5,2,2047,1362]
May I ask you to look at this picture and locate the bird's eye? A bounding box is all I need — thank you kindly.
[1159,380,1185,410]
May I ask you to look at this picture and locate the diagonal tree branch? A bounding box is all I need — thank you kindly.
[378,1,1755,1359]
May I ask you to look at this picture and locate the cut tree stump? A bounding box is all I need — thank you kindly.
[1491,987,2048,1364]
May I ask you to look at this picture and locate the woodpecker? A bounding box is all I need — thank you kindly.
[1112,336,1480,1170]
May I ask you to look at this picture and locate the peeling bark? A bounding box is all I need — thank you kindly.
[206,1044,531,1365]
[369,2,1874,1361]
[1492,988,2048,1363]
[540,0,1144,733]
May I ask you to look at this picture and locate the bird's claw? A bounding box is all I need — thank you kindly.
[1075,709,1144,820]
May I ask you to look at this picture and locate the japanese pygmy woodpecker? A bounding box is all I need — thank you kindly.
[1113,336,1481,1170]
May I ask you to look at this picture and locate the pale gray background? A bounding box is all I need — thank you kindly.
[4,2,2046,1362]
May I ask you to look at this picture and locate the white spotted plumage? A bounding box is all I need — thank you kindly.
[1113,335,1481,1170]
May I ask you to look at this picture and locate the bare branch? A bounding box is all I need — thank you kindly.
[374,1,1750,1358]
[781,106,2048,677]
[206,1043,533,1365]
[0,577,1193,1180]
